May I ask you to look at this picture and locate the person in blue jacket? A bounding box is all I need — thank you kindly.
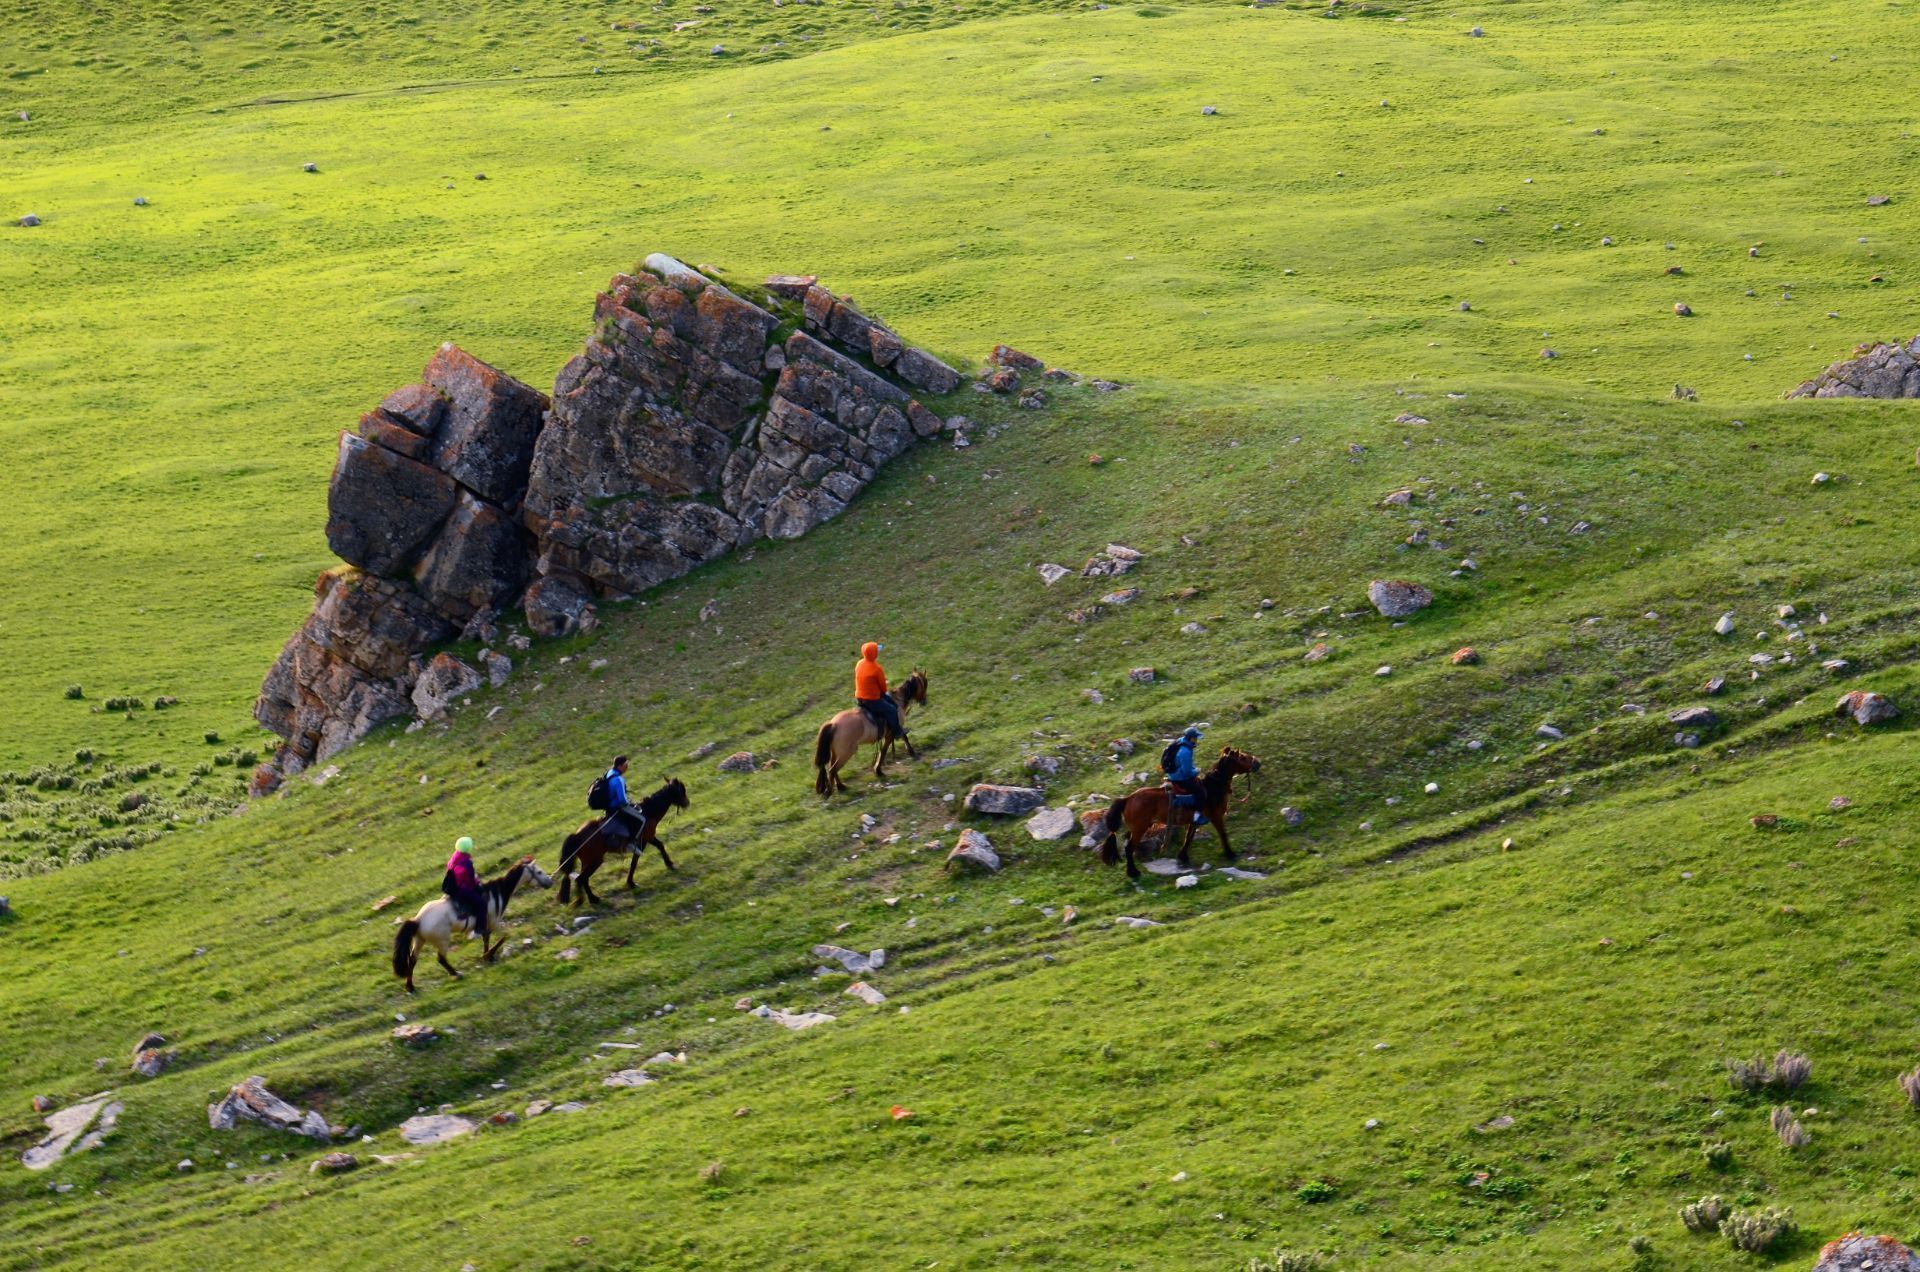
[1163,726,1207,825]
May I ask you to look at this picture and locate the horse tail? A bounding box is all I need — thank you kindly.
[813,720,835,794]
[1099,795,1127,865]
[558,828,583,875]
[392,919,420,979]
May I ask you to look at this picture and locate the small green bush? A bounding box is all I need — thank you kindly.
[73,748,93,765]
[63,685,83,699]
[1701,1140,1733,1169]
[204,731,221,745]
[1295,1180,1338,1204]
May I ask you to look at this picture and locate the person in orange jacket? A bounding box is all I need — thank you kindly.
[855,641,909,745]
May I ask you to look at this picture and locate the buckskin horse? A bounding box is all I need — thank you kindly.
[555,777,690,906]
[813,669,928,795]
[1097,747,1262,880]
[391,856,553,992]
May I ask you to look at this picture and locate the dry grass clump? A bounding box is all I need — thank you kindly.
[1899,1066,1920,1109]
[1679,1195,1727,1233]
[1246,1251,1331,1272]
[1724,1049,1811,1094]
[1720,1207,1793,1254]
[1771,1104,1810,1149]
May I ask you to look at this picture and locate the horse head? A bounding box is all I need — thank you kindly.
[662,777,691,810]
[521,857,554,888]
[901,669,929,707]
[1217,747,1261,776]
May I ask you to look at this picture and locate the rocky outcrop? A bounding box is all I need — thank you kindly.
[256,254,963,775]
[21,1093,122,1170]
[208,1076,331,1140]
[1815,1235,1920,1272]
[1788,334,1920,398]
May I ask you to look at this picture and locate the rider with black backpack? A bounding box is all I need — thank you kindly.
[1160,726,1207,825]
[588,755,641,846]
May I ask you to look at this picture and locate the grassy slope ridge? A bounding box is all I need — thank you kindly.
[6,0,1920,1266]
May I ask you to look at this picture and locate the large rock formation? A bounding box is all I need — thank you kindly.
[1787,334,1920,398]
[255,255,961,775]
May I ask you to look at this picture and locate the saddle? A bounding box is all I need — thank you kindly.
[858,700,892,734]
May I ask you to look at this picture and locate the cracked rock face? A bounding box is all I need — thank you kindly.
[21,1093,123,1170]
[256,254,961,773]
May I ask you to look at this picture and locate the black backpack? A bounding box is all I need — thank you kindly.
[1159,740,1184,776]
[587,774,611,811]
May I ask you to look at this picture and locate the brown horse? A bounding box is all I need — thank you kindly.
[1097,747,1261,880]
[813,670,928,795]
[555,778,689,905]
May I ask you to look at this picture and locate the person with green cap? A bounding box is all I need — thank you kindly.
[441,836,490,939]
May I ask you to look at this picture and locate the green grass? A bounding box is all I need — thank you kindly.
[7,0,1920,1265]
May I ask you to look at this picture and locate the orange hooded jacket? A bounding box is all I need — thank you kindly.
[855,642,888,700]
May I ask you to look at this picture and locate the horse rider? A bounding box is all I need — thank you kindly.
[1163,726,1207,825]
[441,836,490,939]
[599,755,643,847]
[855,641,910,747]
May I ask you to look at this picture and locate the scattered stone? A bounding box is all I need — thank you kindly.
[717,751,758,773]
[946,828,1002,872]
[812,944,886,974]
[398,1113,477,1145]
[392,1024,440,1048]
[1536,724,1565,740]
[1450,647,1479,665]
[603,1070,655,1088]
[750,1005,835,1030]
[1101,587,1140,606]
[1201,105,1217,116]
[302,162,318,172]
[844,981,887,1006]
[1180,621,1207,636]
[1714,612,1737,636]
[488,1111,519,1125]
[1175,874,1199,889]
[1668,706,1718,729]
[1281,806,1304,827]
[1303,643,1333,663]
[1112,916,1160,930]
[208,1077,330,1140]
[1366,579,1433,618]
[1025,754,1062,776]
[21,1094,122,1170]
[1037,563,1072,586]
[310,1152,359,1174]
[1867,195,1892,207]
[1026,807,1078,841]
[964,784,1045,816]
[1473,1114,1515,1133]
[1835,690,1897,725]
[1127,666,1156,684]
[1674,302,1693,317]
[1703,676,1727,695]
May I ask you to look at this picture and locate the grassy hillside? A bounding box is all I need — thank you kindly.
[8,375,1920,1267]
[7,0,1920,1266]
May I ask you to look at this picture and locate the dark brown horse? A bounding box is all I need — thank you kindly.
[813,670,929,795]
[556,778,689,905]
[1097,747,1261,880]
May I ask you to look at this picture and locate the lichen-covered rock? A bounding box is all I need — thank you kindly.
[946,828,1001,872]
[411,653,483,720]
[1789,334,1920,399]
[1814,1234,1920,1272]
[1367,579,1433,618]
[522,572,597,639]
[208,1076,330,1140]
[259,255,1007,774]
[1835,690,1898,725]
[964,784,1046,816]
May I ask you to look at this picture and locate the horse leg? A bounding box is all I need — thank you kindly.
[625,844,640,888]
[404,941,419,993]
[1211,810,1235,861]
[580,859,601,906]
[652,835,676,872]
[1124,816,1142,881]
[1177,816,1198,867]
[436,936,460,979]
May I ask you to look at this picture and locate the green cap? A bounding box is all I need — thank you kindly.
[455,836,474,853]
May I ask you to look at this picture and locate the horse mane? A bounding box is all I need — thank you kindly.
[638,778,687,820]
[484,859,525,899]
[893,669,927,707]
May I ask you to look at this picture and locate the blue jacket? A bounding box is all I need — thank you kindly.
[1169,742,1199,783]
[605,769,629,812]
